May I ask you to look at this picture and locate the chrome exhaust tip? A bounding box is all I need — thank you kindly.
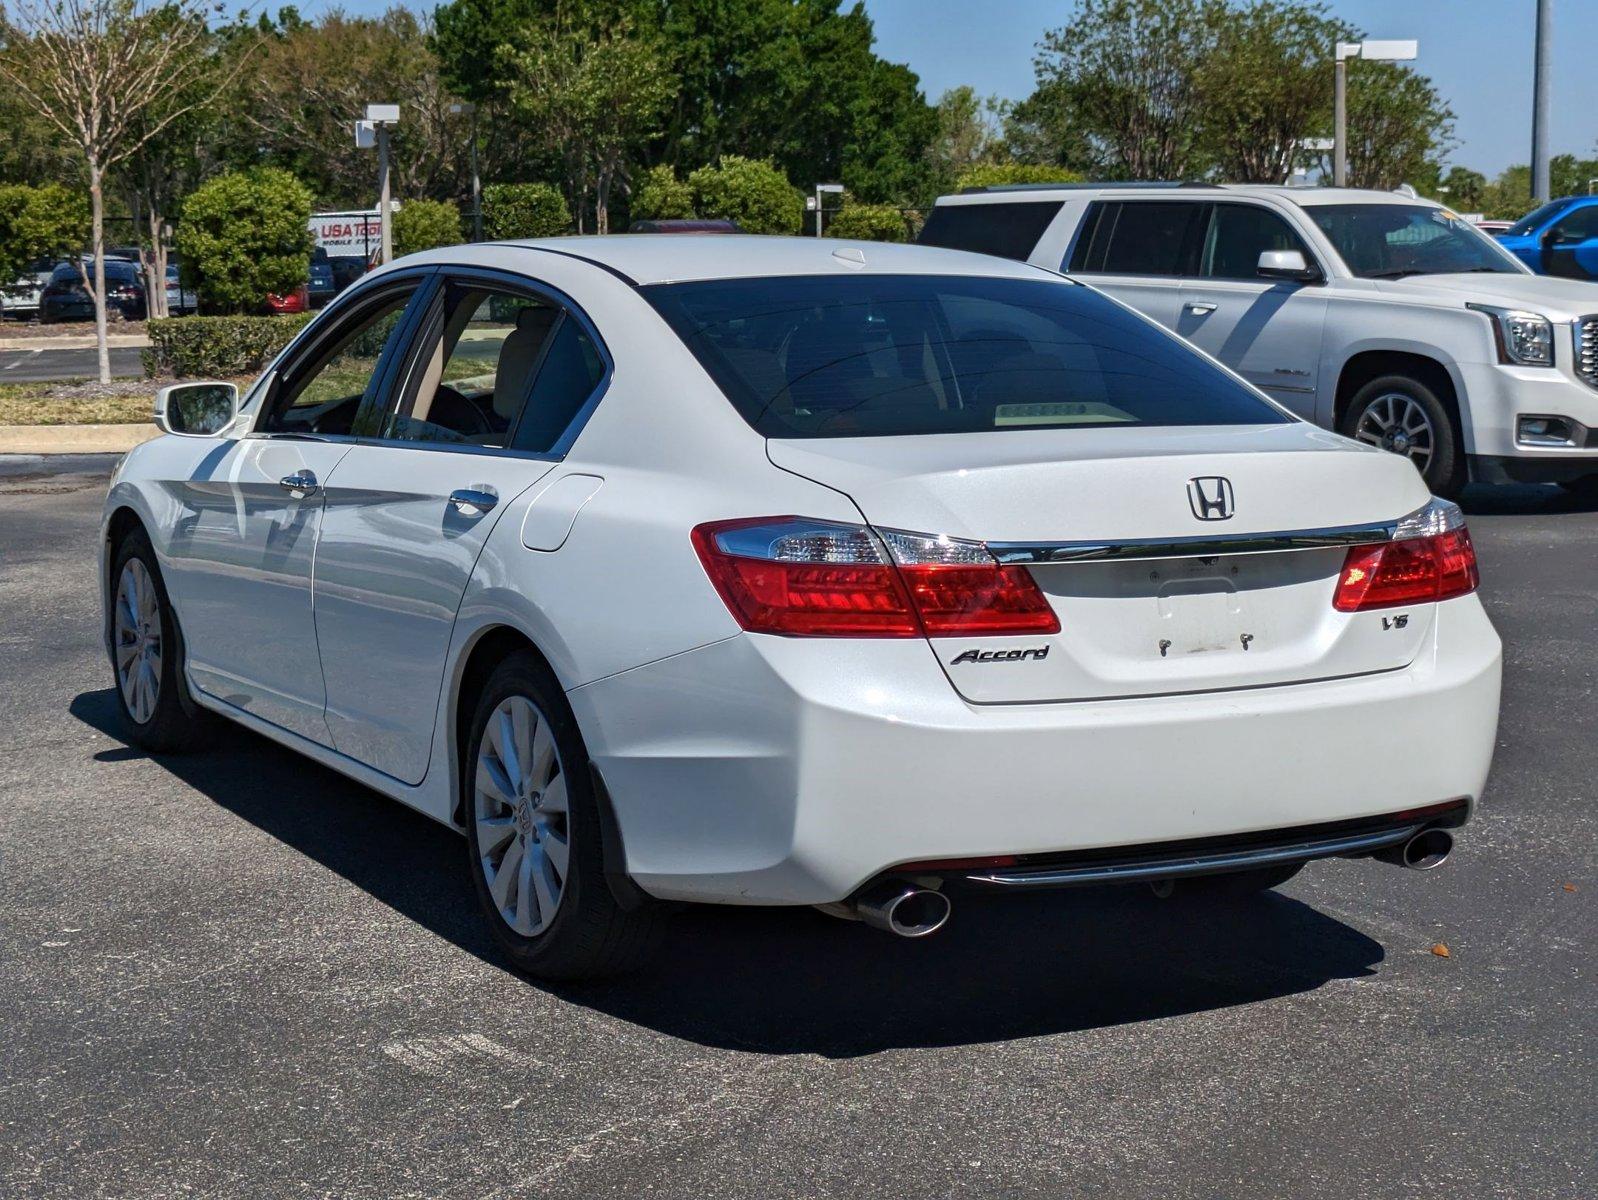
[1376,827,1455,871]
[852,881,952,938]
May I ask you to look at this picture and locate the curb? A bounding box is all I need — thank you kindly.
[0,423,158,454]
[0,335,151,351]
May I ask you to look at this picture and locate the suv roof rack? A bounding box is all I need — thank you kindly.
[957,181,1223,195]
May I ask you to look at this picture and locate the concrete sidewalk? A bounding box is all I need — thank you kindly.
[0,423,156,454]
[0,333,151,352]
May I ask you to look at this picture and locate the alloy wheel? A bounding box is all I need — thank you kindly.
[114,559,162,724]
[1353,392,1435,474]
[473,695,571,937]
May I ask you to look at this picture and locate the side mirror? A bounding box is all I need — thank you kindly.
[155,381,239,437]
[1256,249,1320,282]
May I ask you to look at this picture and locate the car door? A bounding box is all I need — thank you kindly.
[1176,202,1328,420]
[311,270,610,785]
[1064,200,1206,329]
[1541,203,1598,281]
[161,275,429,743]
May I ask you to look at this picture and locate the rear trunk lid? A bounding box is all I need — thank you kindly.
[768,423,1436,704]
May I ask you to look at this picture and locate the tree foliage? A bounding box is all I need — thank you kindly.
[498,12,673,233]
[954,163,1084,191]
[393,198,463,256]
[1334,60,1455,191]
[174,168,315,313]
[687,156,804,235]
[824,202,908,242]
[0,183,88,283]
[630,164,694,221]
[481,182,571,238]
[1198,1,1351,183]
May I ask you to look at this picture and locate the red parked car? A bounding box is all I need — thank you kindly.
[265,284,310,314]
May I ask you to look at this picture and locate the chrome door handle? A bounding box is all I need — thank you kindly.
[448,488,498,516]
[1184,301,1218,315]
[279,470,319,498]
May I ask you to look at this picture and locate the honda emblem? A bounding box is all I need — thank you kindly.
[1187,476,1235,521]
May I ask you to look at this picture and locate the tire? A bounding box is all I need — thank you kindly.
[463,651,662,981]
[1182,862,1305,899]
[109,527,206,753]
[1340,374,1464,497]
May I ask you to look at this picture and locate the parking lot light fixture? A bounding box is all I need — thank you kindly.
[362,103,401,263]
[1333,39,1418,188]
[813,182,844,237]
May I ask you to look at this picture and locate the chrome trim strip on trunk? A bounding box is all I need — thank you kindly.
[965,824,1422,888]
[987,522,1397,564]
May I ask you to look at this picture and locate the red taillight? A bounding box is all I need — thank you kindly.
[1333,527,1479,611]
[692,517,1060,638]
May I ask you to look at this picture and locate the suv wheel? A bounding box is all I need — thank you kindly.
[1341,374,1464,497]
[463,651,662,980]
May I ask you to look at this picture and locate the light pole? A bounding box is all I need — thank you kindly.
[1531,0,1552,204]
[359,103,401,264]
[813,182,843,237]
[451,101,482,242]
[1333,40,1417,188]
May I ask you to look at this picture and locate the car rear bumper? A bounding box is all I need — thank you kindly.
[570,595,1502,906]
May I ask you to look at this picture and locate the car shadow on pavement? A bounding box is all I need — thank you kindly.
[73,686,1385,1060]
[1457,481,1598,516]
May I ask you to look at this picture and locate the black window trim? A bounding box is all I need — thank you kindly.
[1196,200,1323,283]
[358,264,615,463]
[248,267,439,440]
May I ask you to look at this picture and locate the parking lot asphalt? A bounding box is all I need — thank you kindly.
[0,456,1592,1199]
[0,345,144,382]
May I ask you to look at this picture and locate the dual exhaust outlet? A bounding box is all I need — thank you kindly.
[839,826,1454,938]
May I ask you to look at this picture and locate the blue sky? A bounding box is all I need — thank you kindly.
[321,0,1596,178]
[867,0,1597,177]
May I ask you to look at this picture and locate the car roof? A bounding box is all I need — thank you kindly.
[935,183,1443,210]
[422,234,1058,286]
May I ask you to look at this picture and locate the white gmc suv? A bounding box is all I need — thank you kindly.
[920,183,1598,495]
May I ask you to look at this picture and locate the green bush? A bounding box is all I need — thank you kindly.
[824,203,910,242]
[482,183,571,239]
[143,313,314,379]
[953,163,1083,191]
[630,165,694,222]
[688,156,804,235]
[394,198,463,257]
[174,168,315,314]
[0,183,88,284]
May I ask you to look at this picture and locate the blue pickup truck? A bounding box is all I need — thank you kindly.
[1495,196,1598,281]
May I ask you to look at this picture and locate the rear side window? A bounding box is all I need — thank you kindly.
[1068,201,1205,276]
[643,273,1288,440]
[916,201,1063,261]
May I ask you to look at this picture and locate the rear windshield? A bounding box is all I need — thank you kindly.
[917,201,1062,261]
[642,274,1290,439]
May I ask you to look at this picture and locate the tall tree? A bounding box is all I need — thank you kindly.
[927,86,1002,189]
[1332,59,1454,191]
[1198,1,1351,183]
[1026,0,1224,180]
[228,8,468,209]
[0,0,244,381]
[498,12,672,232]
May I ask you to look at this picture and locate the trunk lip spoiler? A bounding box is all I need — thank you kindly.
[986,521,1398,564]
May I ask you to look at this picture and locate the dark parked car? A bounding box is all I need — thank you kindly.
[308,249,338,307]
[39,258,147,323]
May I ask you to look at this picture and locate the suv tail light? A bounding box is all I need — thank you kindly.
[692,517,1060,638]
[1333,499,1479,612]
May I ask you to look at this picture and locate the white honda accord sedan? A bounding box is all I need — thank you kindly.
[101,236,1502,978]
